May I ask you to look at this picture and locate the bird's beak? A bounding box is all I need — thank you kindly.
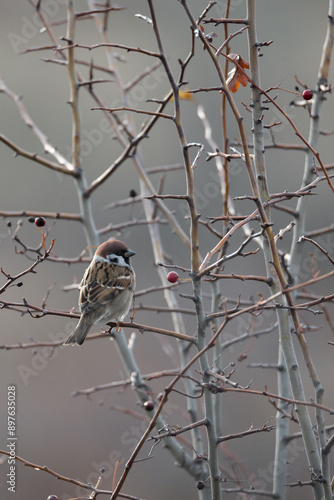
[125,249,136,258]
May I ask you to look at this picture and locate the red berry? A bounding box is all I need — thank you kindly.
[47,496,58,500]
[35,217,46,227]
[167,271,179,283]
[143,400,154,411]
[302,89,313,101]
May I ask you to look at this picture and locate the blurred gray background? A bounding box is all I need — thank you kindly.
[1,1,334,499]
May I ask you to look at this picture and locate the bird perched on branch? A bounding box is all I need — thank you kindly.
[63,239,136,346]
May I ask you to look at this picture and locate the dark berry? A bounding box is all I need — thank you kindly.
[167,271,179,283]
[35,217,46,227]
[129,189,137,198]
[47,496,59,500]
[16,282,23,287]
[197,481,205,490]
[7,221,12,228]
[303,89,313,101]
[143,400,154,411]
[28,217,35,223]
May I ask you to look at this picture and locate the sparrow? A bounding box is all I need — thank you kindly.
[63,239,136,345]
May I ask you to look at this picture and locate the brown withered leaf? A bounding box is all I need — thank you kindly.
[225,54,250,93]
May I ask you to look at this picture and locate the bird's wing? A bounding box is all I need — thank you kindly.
[79,262,135,315]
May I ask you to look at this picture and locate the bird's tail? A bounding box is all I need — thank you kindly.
[63,316,92,346]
